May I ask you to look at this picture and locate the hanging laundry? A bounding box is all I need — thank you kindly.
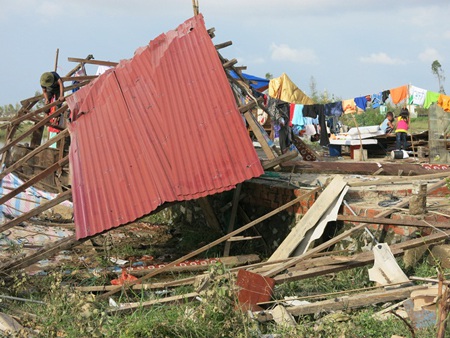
[423,91,440,109]
[390,85,408,104]
[342,99,357,114]
[354,96,368,111]
[438,94,450,112]
[291,104,305,128]
[323,101,343,117]
[268,73,315,105]
[371,92,382,108]
[317,106,329,147]
[408,85,427,106]
[303,116,319,125]
[302,104,318,119]
[289,103,295,126]
[381,90,390,103]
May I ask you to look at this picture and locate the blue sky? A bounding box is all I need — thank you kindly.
[0,0,448,106]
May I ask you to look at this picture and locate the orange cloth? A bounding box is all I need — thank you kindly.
[390,85,408,104]
[342,99,356,114]
[437,94,450,112]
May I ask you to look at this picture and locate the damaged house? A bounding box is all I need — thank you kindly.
[1,11,450,336]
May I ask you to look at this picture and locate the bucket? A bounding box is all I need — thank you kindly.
[391,150,408,159]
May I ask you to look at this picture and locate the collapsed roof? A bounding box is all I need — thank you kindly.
[66,15,264,239]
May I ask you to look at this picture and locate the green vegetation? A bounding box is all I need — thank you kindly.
[2,255,446,337]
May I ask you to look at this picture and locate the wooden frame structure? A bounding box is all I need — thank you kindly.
[0,26,290,276]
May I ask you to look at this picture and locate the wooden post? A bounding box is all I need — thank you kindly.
[54,48,59,72]
[197,197,223,233]
[192,0,199,15]
[97,188,320,299]
[223,184,242,256]
[409,181,427,215]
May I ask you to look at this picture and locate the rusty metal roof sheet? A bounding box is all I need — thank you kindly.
[66,15,263,239]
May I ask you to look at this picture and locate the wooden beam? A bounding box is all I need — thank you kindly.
[262,178,448,278]
[222,58,238,68]
[224,184,242,256]
[244,111,276,160]
[0,129,69,181]
[273,227,450,285]
[107,292,199,313]
[0,156,69,205]
[284,285,426,316]
[98,188,320,299]
[0,235,86,274]
[0,189,72,234]
[347,172,450,187]
[262,150,298,170]
[197,197,223,233]
[67,57,118,67]
[337,215,450,229]
[61,75,97,82]
[0,105,68,155]
[238,97,263,113]
[215,41,232,50]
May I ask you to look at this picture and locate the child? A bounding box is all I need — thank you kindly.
[395,108,410,150]
[380,111,395,134]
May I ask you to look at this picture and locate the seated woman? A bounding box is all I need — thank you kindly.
[380,111,395,134]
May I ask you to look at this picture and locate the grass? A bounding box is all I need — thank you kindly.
[3,257,448,337]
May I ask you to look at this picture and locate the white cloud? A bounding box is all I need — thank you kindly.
[270,43,318,64]
[418,48,443,62]
[359,52,407,65]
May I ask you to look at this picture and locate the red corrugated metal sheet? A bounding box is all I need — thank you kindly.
[66,15,264,239]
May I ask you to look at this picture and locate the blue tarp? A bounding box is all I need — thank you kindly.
[230,71,269,92]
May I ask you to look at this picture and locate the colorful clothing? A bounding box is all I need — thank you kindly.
[396,117,409,133]
[438,94,450,112]
[423,91,440,109]
[390,85,408,104]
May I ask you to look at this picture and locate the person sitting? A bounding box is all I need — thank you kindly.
[380,111,395,134]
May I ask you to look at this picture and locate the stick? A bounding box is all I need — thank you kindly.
[97,188,320,299]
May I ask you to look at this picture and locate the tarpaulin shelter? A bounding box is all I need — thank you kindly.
[230,71,270,92]
[269,73,314,105]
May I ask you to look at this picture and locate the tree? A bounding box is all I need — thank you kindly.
[309,76,319,102]
[431,60,446,94]
[265,72,273,80]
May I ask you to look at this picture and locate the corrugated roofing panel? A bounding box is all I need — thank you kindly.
[67,15,264,239]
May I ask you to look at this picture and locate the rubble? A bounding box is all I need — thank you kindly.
[0,11,450,337]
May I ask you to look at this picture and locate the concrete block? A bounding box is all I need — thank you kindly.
[428,245,450,268]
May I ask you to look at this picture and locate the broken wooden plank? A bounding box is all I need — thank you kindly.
[243,111,276,160]
[0,234,86,274]
[347,171,450,187]
[261,150,298,170]
[98,188,320,299]
[263,179,448,278]
[107,292,199,313]
[284,284,427,316]
[273,230,450,284]
[0,156,69,205]
[224,184,242,256]
[0,129,69,181]
[67,57,118,67]
[197,197,223,233]
[0,189,72,234]
[337,215,450,229]
[126,254,260,276]
[0,105,68,156]
[268,175,347,261]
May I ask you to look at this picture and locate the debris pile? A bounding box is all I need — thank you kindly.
[0,13,450,337]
